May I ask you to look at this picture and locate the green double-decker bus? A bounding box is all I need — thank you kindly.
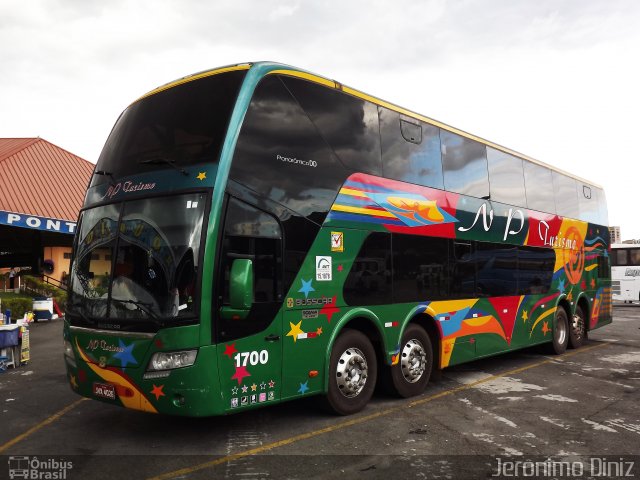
[63,62,612,416]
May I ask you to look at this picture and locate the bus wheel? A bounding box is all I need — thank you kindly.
[325,329,377,415]
[548,308,569,355]
[568,305,586,349]
[390,324,432,398]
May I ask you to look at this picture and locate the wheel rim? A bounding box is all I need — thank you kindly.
[335,347,368,398]
[400,339,427,383]
[556,316,567,345]
[571,313,584,341]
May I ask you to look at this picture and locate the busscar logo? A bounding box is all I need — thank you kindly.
[277,154,317,168]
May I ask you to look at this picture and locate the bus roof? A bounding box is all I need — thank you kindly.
[137,61,603,189]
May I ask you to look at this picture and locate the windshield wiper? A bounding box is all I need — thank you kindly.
[111,298,159,320]
[138,157,188,176]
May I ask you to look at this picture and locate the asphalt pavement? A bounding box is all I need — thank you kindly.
[1,304,639,479]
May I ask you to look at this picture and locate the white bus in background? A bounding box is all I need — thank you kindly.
[611,244,640,303]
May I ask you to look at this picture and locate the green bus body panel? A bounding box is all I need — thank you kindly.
[64,62,612,416]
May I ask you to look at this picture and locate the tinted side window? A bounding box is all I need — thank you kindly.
[380,108,444,189]
[393,234,448,303]
[231,75,348,224]
[475,242,518,297]
[282,76,382,175]
[553,172,579,219]
[450,241,476,298]
[487,147,526,206]
[612,249,627,266]
[219,198,282,341]
[517,246,555,295]
[344,233,392,306]
[524,162,556,213]
[597,255,610,279]
[441,131,489,198]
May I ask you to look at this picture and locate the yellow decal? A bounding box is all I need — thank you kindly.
[441,338,456,368]
[330,232,344,252]
[530,307,557,337]
[75,339,158,413]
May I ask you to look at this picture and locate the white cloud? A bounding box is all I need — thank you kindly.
[1,0,639,238]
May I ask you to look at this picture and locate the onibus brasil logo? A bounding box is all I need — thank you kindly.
[8,456,73,479]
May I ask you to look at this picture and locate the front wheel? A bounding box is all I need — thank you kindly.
[568,305,586,349]
[324,329,377,415]
[389,324,433,398]
[548,308,569,355]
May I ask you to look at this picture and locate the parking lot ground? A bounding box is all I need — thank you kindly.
[1,304,639,479]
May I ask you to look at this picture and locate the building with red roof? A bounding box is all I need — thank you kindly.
[0,138,93,287]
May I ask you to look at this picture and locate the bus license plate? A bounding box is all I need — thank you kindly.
[93,382,116,400]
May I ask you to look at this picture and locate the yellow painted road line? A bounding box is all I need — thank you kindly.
[148,341,611,480]
[0,398,88,454]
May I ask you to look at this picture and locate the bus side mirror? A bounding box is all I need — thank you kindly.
[220,259,254,320]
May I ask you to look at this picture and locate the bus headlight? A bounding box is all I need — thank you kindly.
[148,350,198,371]
[64,339,76,367]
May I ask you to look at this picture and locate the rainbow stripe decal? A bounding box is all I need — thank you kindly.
[328,178,458,227]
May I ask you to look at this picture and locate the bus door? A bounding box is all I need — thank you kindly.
[216,197,283,411]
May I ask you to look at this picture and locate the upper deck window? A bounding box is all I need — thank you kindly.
[230,75,348,223]
[380,108,444,190]
[441,131,490,199]
[553,172,579,219]
[523,161,555,213]
[91,70,246,186]
[282,76,382,176]
[486,147,526,206]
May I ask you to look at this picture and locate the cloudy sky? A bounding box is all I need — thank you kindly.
[1,0,639,239]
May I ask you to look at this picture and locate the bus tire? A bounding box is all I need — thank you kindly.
[324,329,377,416]
[568,305,586,349]
[389,324,433,398]
[548,308,569,355]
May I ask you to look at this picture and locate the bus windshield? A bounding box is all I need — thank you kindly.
[90,69,246,186]
[68,193,206,329]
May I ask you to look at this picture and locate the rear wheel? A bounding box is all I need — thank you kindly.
[389,324,433,398]
[568,305,586,349]
[548,308,569,355]
[324,329,377,415]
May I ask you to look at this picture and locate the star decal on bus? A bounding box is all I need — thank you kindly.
[297,278,315,298]
[319,296,340,323]
[113,340,138,368]
[223,343,237,358]
[151,384,165,401]
[231,366,251,384]
[287,321,304,342]
[196,172,207,181]
[541,321,551,336]
[298,381,309,394]
[557,279,566,294]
